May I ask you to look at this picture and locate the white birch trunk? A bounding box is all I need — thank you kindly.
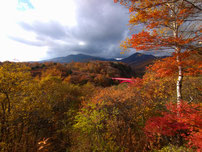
[176,53,183,107]
[169,1,183,105]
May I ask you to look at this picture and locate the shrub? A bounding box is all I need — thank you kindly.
[145,101,202,151]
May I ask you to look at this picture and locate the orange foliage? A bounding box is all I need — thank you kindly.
[116,0,201,57]
[80,85,157,151]
[145,51,202,78]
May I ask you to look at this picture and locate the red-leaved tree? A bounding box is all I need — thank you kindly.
[144,101,202,151]
[115,0,201,105]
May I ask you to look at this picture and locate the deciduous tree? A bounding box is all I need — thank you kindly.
[115,0,201,105]
[144,101,202,151]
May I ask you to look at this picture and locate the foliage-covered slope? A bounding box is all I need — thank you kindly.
[27,61,133,87]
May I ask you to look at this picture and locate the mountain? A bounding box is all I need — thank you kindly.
[43,54,110,63]
[43,53,157,64]
[42,53,159,77]
[121,53,156,64]
[121,53,157,77]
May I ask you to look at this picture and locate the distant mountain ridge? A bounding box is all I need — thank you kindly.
[43,54,110,63]
[121,53,156,64]
[43,53,156,64]
[123,53,157,77]
[42,53,161,77]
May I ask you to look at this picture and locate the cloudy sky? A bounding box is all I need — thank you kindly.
[0,0,137,62]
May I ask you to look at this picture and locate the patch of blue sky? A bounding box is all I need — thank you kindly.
[17,0,34,11]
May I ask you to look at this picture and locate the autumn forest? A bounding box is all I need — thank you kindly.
[0,0,202,152]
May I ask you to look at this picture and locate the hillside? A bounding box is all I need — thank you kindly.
[27,61,133,87]
[43,54,112,63]
[42,53,159,77]
[121,53,156,64]
[121,53,157,77]
[0,52,201,152]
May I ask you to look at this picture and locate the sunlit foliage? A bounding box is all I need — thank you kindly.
[0,56,201,151]
[145,101,202,151]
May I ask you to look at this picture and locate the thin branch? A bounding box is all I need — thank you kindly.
[183,0,202,11]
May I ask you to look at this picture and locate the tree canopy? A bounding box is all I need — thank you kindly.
[115,0,201,104]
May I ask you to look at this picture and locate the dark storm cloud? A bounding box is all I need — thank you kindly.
[17,0,133,59]
[73,0,128,41]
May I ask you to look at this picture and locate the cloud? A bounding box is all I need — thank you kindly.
[0,0,169,61]
[8,36,44,47]
[15,0,132,59]
[19,21,67,40]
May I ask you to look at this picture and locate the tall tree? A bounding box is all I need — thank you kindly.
[0,62,32,151]
[115,0,201,104]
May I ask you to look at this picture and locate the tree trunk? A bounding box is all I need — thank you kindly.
[1,101,6,142]
[176,53,183,107]
[170,1,183,106]
[169,2,183,105]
